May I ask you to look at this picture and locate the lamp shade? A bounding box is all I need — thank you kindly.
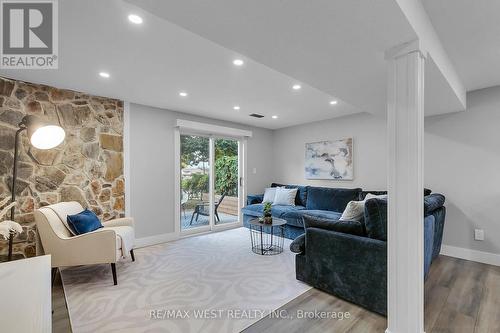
[22,115,65,149]
[29,125,65,149]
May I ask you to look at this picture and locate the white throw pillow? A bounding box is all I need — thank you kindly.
[262,187,277,203]
[340,193,388,221]
[339,200,365,221]
[273,187,298,206]
[365,193,387,200]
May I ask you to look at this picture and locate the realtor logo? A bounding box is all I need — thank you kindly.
[0,0,58,69]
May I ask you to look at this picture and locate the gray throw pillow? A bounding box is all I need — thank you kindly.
[273,187,298,206]
[262,187,277,203]
[340,200,365,221]
[340,193,387,221]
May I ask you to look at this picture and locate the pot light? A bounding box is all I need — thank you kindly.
[292,84,301,90]
[272,115,278,119]
[330,100,338,105]
[99,72,110,78]
[128,14,143,24]
[233,106,240,110]
[179,91,188,97]
[233,59,244,66]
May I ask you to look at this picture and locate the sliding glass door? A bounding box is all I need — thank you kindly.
[180,134,241,233]
[213,138,240,225]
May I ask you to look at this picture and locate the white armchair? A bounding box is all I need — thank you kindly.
[34,201,135,285]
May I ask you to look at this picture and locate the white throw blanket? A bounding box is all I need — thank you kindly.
[108,226,134,258]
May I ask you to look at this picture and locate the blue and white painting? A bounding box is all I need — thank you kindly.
[305,138,353,180]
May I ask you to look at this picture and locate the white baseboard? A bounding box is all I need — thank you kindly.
[135,232,178,248]
[440,245,500,266]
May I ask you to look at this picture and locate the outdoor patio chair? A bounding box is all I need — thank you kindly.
[190,193,226,225]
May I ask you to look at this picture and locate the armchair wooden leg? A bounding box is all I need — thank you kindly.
[111,263,117,285]
[130,249,135,262]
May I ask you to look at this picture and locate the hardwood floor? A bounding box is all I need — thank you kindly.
[52,255,499,333]
[244,255,500,333]
[52,270,72,333]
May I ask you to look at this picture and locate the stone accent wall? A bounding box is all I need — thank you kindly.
[0,76,124,261]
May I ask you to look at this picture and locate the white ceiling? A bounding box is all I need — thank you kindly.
[0,0,468,130]
[127,0,417,117]
[422,0,500,92]
[0,0,359,130]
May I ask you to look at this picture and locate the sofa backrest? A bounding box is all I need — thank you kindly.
[305,187,362,212]
[364,197,388,241]
[35,201,84,238]
[364,194,445,241]
[424,194,445,216]
[359,188,432,201]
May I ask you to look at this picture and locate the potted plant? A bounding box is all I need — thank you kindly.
[263,202,273,224]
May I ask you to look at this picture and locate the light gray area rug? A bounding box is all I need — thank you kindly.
[61,227,310,333]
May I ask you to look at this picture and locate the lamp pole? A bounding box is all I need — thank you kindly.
[8,124,27,261]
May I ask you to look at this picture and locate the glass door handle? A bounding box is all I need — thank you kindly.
[240,177,243,186]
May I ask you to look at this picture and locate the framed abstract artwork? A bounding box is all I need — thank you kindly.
[305,138,353,180]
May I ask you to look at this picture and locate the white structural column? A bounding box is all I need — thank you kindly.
[385,40,426,333]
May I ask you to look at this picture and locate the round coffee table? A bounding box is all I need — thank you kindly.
[248,217,287,255]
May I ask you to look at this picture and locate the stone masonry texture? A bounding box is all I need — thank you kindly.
[0,76,124,261]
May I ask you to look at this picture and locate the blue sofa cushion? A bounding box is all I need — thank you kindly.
[272,205,306,218]
[290,234,305,253]
[271,183,308,206]
[67,209,103,235]
[364,197,388,241]
[306,187,361,212]
[424,193,445,216]
[241,203,264,217]
[301,210,342,221]
[303,214,365,236]
[242,204,306,226]
[281,209,307,228]
[247,194,264,205]
[281,210,343,228]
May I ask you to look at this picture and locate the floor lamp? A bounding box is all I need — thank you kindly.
[7,115,65,261]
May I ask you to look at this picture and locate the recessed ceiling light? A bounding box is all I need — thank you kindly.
[233,106,240,110]
[99,72,110,78]
[292,84,301,90]
[179,91,188,97]
[128,14,143,24]
[233,59,244,66]
[330,100,338,105]
[272,115,278,119]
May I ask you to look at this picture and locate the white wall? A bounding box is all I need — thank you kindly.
[426,86,500,255]
[272,112,387,190]
[129,86,500,257]
[128,103,274,239]
[271,87,500,257]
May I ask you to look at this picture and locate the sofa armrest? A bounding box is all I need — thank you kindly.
[102,217,135,228]
[305,227,388,315]
[49,229,117,267]
[247,194,264,205]
[290,234,305,253]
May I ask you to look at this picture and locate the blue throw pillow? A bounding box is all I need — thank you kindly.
[67,209,103,235]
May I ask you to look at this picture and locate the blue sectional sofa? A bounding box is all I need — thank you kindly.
[243,183,362,239]
[290,194,446,316]
[242,183,445,315]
